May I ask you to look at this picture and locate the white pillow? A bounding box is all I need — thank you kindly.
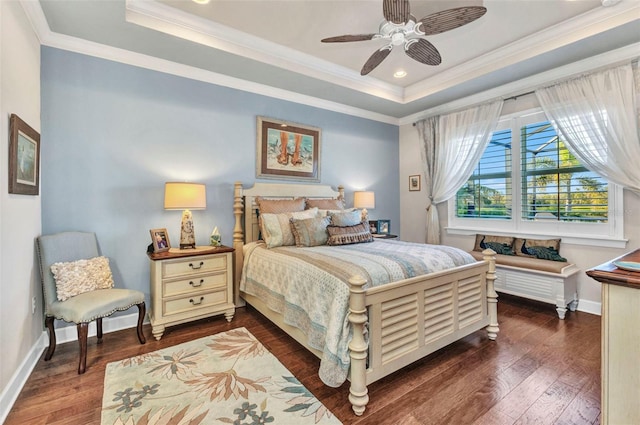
[261,207,319,248]
[50,256,114,301]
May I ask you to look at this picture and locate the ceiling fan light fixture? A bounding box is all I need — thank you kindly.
[323,0,487,76]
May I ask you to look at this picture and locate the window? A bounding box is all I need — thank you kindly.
[456,128,512,220]
[448,109,623,245]
[520,121,608,223]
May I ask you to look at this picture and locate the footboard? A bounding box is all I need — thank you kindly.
[347,249,498,416]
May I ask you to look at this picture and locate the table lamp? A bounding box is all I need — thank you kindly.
[354,191,375,221]
[164,182,206,249]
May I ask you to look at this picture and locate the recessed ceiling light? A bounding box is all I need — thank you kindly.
[192,0,210,4]
[394,70,407,78]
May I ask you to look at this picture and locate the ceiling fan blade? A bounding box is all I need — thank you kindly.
[417,6,487,36]
[321,34,378,43]
[405,39,441,66]
[383,0,410,25]
[361,47,392,76]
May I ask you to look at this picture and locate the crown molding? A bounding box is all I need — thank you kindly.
[18,0,638,126]
[18,0,399,125]
[19,0,51,43]
[404,1,640,103]
[126,0,639,107]
[399,42,640,125]
[125,0,405,103]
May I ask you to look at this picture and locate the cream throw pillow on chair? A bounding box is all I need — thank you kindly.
[50,256,114,301]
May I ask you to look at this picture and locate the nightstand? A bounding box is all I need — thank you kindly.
[372,234,398,239]
[148,246,235,340]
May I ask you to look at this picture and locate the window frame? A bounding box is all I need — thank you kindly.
[447,108,625,248]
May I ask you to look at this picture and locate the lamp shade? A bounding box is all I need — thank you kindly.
[354,191,375,209]
[164,182,206,210]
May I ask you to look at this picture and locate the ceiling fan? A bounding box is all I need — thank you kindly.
[321,0,487,76]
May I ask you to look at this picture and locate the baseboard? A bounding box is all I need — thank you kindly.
[0,332,47,424]
[576,298,601,316]
[0,313,143,423]
[53,312,144,344]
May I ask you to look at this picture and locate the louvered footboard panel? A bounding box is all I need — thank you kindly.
[380,294,419,363]
[423,283,455,344]
[458,275,485,328]
[364,261,492,385]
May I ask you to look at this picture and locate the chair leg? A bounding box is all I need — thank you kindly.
[136,302,146,344]
[97,318,103,344]
[44,316,56,361]
[77,323,89,374]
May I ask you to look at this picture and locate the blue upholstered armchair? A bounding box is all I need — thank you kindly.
[36,231,146,374]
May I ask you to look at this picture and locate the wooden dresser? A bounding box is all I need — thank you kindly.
[148,246,235,340]
[586,249,640,425]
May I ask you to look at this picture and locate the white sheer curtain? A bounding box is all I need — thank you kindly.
[417,100,503,244]
[535,63,640,193]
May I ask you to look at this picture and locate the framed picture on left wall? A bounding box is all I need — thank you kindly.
[9,114,40,195]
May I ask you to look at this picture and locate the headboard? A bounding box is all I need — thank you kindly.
[232,181,344,303]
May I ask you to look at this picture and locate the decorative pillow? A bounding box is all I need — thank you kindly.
[256,197,305,214]
[514,238,566,261]
[327,222,374,246]
[317,207,355,218]
[290,216,330,247]
[329,209,362,227]
[473,234,515,256]
[305,198,344,210]
[50,256,114,302]
[260,208,319,248]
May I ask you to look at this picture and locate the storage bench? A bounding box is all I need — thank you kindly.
[469,251,579,319]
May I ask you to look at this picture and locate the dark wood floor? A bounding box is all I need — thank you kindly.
[5,294,601,425]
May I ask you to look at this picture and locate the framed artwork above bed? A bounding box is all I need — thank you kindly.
[256,116,321,182]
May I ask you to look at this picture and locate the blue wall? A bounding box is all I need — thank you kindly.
[41,47,399,304]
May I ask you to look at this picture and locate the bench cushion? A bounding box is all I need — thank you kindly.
[469,250,570,274]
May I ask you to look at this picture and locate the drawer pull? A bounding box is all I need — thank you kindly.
[189,279,204,288]
[189,261,204,270]
[189,296,205,306]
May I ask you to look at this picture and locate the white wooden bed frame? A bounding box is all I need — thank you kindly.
[232,181,498,416]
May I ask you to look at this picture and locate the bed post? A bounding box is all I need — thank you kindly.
[348,274,369,416]
[233,182,244,306]
[483,248,499,340]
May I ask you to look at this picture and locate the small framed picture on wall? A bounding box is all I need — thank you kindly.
[409,175,421,191]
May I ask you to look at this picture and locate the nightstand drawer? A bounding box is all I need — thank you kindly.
[163,272,228,297]
[162,254,227,278]
[164,290,228,316]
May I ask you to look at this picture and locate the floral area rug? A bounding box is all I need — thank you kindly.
[101,327,342,425]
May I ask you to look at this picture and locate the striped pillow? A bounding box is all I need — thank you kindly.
[290,216,330,247]
[326,222,374,246]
